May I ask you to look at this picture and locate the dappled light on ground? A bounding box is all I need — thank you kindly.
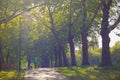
[25,68,69,80]
[56,66,120,80]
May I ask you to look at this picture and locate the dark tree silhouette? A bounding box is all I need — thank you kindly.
[100,0,112,66]
[81,0,89,65]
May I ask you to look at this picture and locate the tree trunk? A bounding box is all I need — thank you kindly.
[18,17,22,72]
[0,50,4,64]
[0,57,1,70]
[59,41,69,67]
[61,45,69,66]
[48,9,63,67]
[100,0,112,66]
[54,46,58,67]
[0,42,4,70]
[0,45,2,70]
[58,45,63,67]
[54,44,63,67]
[6,50,10,64]
[62,51,69,67]
[44,56,50,67]
[68,28,77,66]
[81,33,89,65]
[81,0,89,66]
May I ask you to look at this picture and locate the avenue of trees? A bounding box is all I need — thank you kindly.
[0,0,120,70]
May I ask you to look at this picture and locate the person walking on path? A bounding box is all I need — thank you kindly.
[27,55,32,70]
[34,56,38,68]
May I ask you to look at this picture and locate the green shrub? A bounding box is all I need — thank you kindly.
[111,45,120,65]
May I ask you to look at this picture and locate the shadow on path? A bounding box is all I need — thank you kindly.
[25,68,69,80]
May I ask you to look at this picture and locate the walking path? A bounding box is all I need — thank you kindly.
[24,68,69,80]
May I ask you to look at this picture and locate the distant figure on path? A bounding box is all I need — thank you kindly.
[34,56,38,68]
[27,55,32,69]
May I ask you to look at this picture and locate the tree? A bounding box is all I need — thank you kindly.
[67,0,77,66]
[80,0,89,65]
[31,0,70,67]
[0,0,43,70]
[0,17,20,70]
[0,40,4,70]
[79,0,101,65]
[100,0,120,66]
[46,3,69,67]
[0,0,42,24]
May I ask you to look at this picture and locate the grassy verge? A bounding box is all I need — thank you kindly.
[56,65,120,80]
[0,70,24,80]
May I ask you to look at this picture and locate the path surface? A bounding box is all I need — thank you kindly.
[24,68,69,80]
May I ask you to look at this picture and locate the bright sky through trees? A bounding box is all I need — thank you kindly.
[99,29,120,47]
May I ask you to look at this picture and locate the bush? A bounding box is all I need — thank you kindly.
[111,44,120,65]
[88,48,101,65]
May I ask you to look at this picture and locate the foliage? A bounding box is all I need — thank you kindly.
[0,70,24,80]
[0,0,119,69]
[74,49,82,66]
[88,48,101,65]
[75,48,102,66]
[110,43,120,65]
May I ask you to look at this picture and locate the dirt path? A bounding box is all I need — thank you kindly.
[24,68,69,80]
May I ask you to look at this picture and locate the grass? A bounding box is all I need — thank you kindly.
[56,65,120,80]
[0,70,24,80]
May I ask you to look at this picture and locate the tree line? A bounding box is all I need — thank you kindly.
[0,0,120,70]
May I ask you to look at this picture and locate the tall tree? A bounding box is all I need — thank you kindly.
[100,0,120,66]
[35,0,70,67]
[47,6,69,67]
[81,0,89,65]
[79,0,101,66]
[67,0,77,66]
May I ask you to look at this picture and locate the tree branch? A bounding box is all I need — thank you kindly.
[109,15,120,32]
[0,4,42,24]
[88,2,101,27]
[71,2,82,26]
